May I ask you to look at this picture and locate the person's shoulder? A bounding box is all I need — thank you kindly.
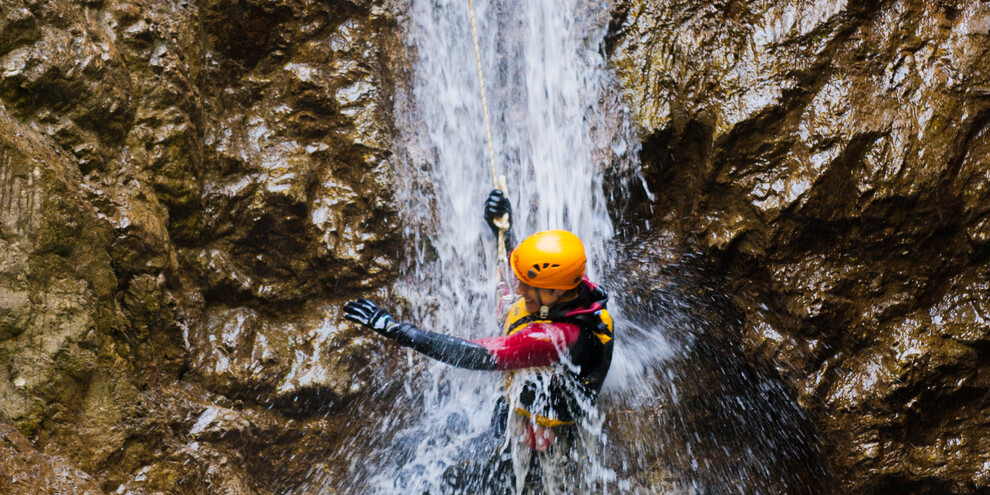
[502,297,531,334]
[508,297,528,316]
[582,277,608,305]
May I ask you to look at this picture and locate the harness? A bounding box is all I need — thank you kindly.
[501,280,613,428]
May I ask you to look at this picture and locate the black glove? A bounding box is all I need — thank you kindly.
[483,189,512,234]
[343,298,399,338]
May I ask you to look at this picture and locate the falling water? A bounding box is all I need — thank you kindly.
[374,0,647,492]
[306,0,826,493]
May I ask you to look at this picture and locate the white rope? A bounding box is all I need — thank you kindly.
[467,0,510,263]
[467,0,499,189]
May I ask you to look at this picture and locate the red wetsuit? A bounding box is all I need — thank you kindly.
[473,320,581,370]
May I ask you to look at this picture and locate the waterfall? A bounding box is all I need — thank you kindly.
[301,0,823,494]
[359,0,655,492]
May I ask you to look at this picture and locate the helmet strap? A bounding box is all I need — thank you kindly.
[535,290,549,318]
[535,289,561,319]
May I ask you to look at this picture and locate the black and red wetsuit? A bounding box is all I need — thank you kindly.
[390,277,613,424]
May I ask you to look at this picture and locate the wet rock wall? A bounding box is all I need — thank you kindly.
[0,0,403,492]
[609,0,990,493]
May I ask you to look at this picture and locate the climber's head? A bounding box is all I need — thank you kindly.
[511,230,586,314]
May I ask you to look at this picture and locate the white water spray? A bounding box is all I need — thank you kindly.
[297,1,829,493]
[380,0,665,492]
[313,0,682,493]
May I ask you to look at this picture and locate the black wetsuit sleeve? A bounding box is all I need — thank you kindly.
[392,323,497,371]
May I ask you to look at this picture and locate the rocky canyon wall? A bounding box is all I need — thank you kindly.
[608,0,990,493]
[0,0,404,492]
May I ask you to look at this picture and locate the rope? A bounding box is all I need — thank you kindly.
[467,0,499,189]
[494,174,513,320]
[467,0,510,260]
[467,0,514,323]
[495,175,509,261]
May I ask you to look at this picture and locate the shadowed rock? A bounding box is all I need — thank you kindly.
[609,0,990,492]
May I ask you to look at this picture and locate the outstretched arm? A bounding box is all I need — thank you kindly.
[391,322,496,370]
[343,299,496,370]
[343,299,579,371]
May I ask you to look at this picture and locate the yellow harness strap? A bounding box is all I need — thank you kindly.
[593,308,613,344]
[514,407,575,428]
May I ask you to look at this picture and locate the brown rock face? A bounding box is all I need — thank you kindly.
[0,424,104,494]
[0,0,402,492]
[609,0,990,492]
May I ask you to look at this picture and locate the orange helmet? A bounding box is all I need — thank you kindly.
[511,230,586,290]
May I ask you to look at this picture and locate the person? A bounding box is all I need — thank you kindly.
[343,189,614,491]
